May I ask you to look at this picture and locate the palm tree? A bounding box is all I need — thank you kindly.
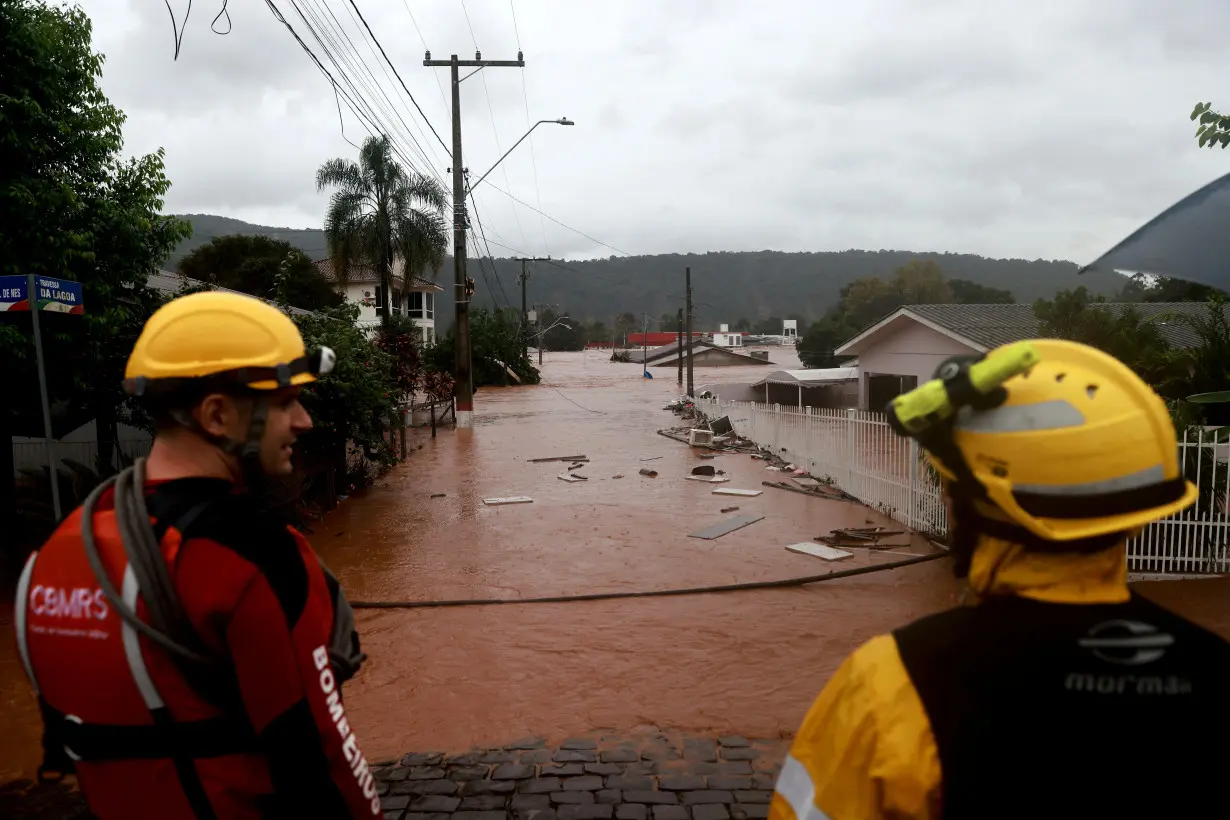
[316,135,449,327]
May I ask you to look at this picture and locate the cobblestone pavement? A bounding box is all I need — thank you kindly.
[0,729,788,819]
[374,731,788,820]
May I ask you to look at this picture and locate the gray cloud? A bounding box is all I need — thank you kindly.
[75,0,1230,266]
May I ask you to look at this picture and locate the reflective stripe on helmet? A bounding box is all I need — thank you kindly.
[955,399,1085,434]
[774,755,833,820]
[1014,464,1167,498]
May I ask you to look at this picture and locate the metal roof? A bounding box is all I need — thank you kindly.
[836,302,1230,355]
[752,367,858,388]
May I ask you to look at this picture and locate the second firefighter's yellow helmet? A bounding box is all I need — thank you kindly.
[927,338,1196,542]
[123,290,335,395]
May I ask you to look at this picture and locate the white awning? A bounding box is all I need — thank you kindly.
[752,367,858,388]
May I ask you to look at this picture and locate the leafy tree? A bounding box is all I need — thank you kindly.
[293,303,399,482]
[539,308,583,351]
[613,312,638,345]
[732,317,752,332]
[1191,102,1230,149]
[316,135,448,327]
[0,0,190,538]
[178,234,343,311]
[583,320,609,345]
[1033,287,1182,396]
[1115,272,1222,304]
[753,316,784,335]
[949,279,1014,304]
[426,308,541,386]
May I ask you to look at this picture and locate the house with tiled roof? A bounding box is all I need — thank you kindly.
[833,302,1229,410]
[312,258,444,342]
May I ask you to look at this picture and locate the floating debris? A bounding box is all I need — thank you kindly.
[483,496,534,506]
[529,455,589,463]
[639,468,659,478]
[713,488,763,497]
[689,514,766,540]
[786,542,854,562]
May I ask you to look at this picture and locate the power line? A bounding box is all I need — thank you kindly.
[302,0,439,178]
[461,0,529,250]
[285,0,433,181]
[467,189,513,308]
[334,0,447,172]
[476,180,633,257]
[346,0,452,158]
[509,0,550,257]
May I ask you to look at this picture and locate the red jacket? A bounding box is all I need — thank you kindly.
[14,476,381,819]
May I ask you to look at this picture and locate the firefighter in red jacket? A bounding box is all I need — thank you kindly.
[14,291,381,819]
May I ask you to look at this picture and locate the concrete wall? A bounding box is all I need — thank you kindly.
[340,281,437,342]
[856,320,979,408]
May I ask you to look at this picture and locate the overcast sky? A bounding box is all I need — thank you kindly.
[78,0,1230,263]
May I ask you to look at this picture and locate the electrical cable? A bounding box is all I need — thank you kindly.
[325,0,444,175]
[461,0,530,250]
[278,0,424,178]
[346,0,453,158]
[299,0,438,179]
[163,1,231,61]
[509,0,550,257]
[543,383,605,414]
[476,180,633,257]
[350,548,950,609]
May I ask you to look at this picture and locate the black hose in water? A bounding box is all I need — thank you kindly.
[351,548,950,610]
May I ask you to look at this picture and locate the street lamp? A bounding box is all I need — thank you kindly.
[534,317,571,367]
[469,118,574,191]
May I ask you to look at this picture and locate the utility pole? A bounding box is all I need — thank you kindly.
[425,50,525,428]
[642,313,648,370]
[537,304,544,367]
[677,307,683,385]
[516,256,549,355]
[685,266,694,397]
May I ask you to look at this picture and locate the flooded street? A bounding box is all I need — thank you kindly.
[3,348,1230,783]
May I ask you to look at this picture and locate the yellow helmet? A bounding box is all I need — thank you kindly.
[123,291,335,396]
[927,338,1196,543]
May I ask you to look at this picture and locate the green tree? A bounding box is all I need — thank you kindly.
[178,234,343,311]
[1115,272,1221,304]
[1033,288,1181,396]
[293,303,398,483]
[1,0,190,538]
[426,308,541,386]
[316,135,448,327]
[949,279,1014,304]
[732,317,752,332]
[1191,102,1230,149]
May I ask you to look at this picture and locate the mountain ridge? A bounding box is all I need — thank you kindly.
[169,213,1126,330]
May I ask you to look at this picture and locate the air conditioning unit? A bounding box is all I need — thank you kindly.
[688,428,715,447]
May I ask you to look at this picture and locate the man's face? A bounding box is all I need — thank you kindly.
[196,387,313,476]
[257,388,314,476]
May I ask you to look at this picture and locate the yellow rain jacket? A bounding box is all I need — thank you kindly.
[768,539,1135,820]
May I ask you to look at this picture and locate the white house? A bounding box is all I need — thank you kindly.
[313,258,444,343]
[833,302,1230,411]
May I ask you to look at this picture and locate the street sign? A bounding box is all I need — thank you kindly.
[2,273,86,522]
[0,274,84,313]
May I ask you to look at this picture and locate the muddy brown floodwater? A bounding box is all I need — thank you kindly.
[3,349,1230,783]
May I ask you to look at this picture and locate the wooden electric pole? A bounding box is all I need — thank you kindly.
[685,266,694,396]
[424,50,525,428]
[516,256,549,355]
[677,308,684,385]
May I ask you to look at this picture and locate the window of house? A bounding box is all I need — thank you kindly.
[425,292,434,319]
[410,291,424,318]
[374,285,385,309]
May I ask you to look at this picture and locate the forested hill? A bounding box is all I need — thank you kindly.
[168,215,1127,327]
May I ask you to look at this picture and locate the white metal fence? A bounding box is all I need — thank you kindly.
[12,438,152,476]
[696,398,1230,576]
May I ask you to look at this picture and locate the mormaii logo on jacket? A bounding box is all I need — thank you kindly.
[313,645,382,816]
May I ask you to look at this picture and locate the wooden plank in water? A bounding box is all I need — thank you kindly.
[689,514,766,540]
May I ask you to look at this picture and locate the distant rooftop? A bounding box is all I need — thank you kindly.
[312,259,442,291]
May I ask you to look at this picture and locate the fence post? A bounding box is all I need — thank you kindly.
[907,437,918,531]
[845,408,857,494]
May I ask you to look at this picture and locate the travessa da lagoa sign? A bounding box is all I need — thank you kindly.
[0,274,84,314]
